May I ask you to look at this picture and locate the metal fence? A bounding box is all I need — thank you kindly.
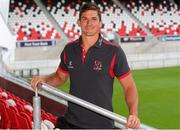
[0,72,156,129]
[33,82,156,129]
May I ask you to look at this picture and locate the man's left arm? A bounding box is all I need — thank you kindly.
[118,73,140,129]
[113,46,140,128]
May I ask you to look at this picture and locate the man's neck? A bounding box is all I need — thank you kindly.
[81,34,99,52]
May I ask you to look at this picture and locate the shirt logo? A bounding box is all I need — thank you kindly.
[68,61,74,69]
[93,60,102,71]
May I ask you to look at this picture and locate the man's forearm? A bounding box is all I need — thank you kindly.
[45,72,67,87]
[125,86,139,115]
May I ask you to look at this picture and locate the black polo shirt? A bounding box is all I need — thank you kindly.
[57,36,130,128]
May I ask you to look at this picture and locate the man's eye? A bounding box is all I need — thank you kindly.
[81,18,87,21]
[92,18,97,20]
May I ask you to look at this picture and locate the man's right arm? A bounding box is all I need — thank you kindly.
[31,70,69,89]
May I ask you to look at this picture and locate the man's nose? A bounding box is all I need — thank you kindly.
[87,20,92,25]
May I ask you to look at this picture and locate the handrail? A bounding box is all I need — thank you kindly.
[38,82,156,129]
[0,72,155,129]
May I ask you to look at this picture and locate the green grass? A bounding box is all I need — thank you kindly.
[58,66,180,129]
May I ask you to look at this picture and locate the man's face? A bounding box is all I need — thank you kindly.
[78,10,102,37]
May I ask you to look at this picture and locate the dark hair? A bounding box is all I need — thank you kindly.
[79,3,101,21]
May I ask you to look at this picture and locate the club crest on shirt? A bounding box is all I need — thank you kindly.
[93,60,102,71]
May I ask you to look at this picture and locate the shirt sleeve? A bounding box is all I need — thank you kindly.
[57,49,69,74]
[114,46,130,79]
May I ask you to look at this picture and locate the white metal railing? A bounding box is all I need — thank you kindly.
[33,82,156,129]
[0,72,156,129]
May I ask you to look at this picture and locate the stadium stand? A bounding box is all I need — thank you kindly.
[42,0,147,39]
[8,0,179,40]
[0,99,11,128]
[120,0,180,36]
[0,87,57,129]
[8,0,147,40]
[8,0,61,40]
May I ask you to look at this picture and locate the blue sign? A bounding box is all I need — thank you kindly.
[160,35,180,41]
[16,40,56,47]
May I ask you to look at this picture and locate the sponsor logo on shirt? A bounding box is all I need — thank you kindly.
[93,60,102,71]
[68,61,74,69]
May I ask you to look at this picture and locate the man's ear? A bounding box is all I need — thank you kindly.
[77,20,80,26]
[99,21,102,28]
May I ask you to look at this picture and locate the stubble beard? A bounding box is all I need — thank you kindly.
[83,29,99,37]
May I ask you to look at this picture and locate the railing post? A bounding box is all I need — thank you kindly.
[33,88,41,129]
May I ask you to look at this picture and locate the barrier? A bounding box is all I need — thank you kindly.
[0,72,156,129]
[33,82,156,129]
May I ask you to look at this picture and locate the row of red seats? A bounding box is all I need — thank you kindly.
[9,0,61,40]
[0,98,32,128]
[9,0,179,41]
[0,87,57,129]
[44,0,146,39]
[121,0,180,36]
[9,0,146,40]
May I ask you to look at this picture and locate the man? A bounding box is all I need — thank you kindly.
[31,3,140,129]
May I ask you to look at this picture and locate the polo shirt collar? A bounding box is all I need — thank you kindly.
[77,35,103,48]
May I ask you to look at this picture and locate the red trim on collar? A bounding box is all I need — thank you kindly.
[102,39,120,47]
[81,46,86,63]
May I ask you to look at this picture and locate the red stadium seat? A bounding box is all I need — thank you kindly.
[0,87,58,129]
[19,111,33,129]
[0,92,8,99]
[6,106,20,129]
[17,114,31,129]
[0,99,11,128]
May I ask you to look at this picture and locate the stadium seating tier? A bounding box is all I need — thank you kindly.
[8,0,179,40]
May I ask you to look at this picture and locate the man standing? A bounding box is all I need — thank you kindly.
[31,3,140,129]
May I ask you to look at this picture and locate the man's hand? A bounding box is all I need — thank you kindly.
[125,115,140,129]
[31,76,47,89]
